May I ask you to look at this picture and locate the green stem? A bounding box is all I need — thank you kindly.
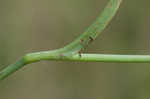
[23,0,122,62]
[25,53,150,63]
[60,0,122,55]
[61,54,150,63]
[1,53,150,81]
[0,58,27,80]
[0,0,122,81]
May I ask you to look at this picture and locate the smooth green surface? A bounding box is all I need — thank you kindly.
[25,53,150,63]
[62,0,122,55]
[24,0,122,63]
[0,0,123,81]
[60,54,150,63]
[0,58,26,80]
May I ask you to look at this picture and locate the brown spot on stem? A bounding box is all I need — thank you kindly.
[89,36,94,43]
[79,39,85,46]
[78,51,82,57]
[79,39,84,43]
[60,54,64,57]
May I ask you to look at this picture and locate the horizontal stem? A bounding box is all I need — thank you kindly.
[61,54,150,63]
[1,53,150,81]
[25,53,150,63]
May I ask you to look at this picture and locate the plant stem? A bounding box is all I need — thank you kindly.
[25,53,150,63]
[62,0,122,55]
[0,58,27,80]
[60,54,150,63]
[1,53,150,80]
[0,0,122,81]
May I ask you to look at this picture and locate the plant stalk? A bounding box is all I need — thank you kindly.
[0,0,123,81]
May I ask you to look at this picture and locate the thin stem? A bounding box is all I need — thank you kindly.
[25,53,150,63]
[0,58,27,80]
[1,53,150,80]
[62,0,122,55]
[60,54,150,63]
[0,0,122,81]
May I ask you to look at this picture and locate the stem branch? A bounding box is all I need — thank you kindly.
[0,0,124,81]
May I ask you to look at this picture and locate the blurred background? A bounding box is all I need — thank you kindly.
[0,0,150,99]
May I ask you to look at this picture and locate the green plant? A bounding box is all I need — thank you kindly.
[0,0,149,81]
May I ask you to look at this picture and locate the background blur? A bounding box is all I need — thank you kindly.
[0,0,150,99]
